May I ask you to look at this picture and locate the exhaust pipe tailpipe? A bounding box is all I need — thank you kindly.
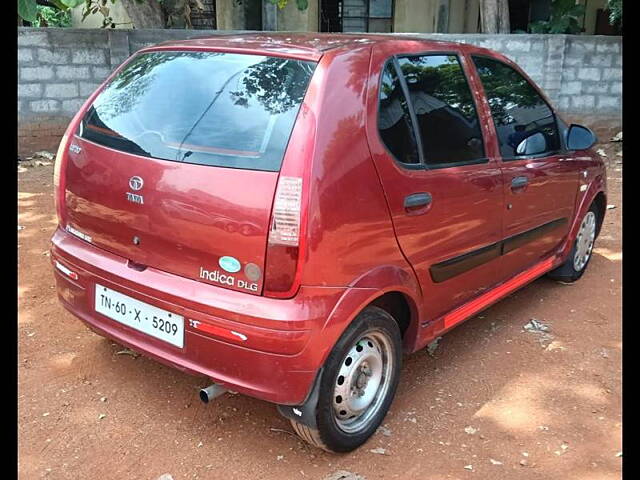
[199,384,227,404]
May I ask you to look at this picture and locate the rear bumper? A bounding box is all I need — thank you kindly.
[50,228,347,405]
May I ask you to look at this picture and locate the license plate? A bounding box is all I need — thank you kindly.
[94,284,184,348]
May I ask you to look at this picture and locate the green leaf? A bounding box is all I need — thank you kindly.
[529,21,549,33]
[296,0,308,10]
[18,0,38,22]
[60,0,85,7]
[48,0,68,10]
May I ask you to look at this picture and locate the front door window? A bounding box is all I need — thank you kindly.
[471,55,561,160]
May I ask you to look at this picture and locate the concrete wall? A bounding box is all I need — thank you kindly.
[394,0,480,33]
[18,27,622,154]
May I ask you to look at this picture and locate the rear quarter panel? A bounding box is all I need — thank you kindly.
[297,47,424,351]
[300,47,418,292]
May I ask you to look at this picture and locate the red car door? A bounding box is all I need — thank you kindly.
[366,43,505,323]
[469,53,580,276]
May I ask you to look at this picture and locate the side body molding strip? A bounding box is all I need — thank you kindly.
[429,218,567,283]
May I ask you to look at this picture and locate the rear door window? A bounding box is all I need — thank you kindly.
[377,61,421,165]
[80,51,316,172]
[395,54,486,168]
[472,55,560,159]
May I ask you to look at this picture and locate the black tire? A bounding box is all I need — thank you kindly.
[289,306,402,453]
[547,204,599,283]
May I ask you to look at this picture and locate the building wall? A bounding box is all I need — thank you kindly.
[393,0,439,33]
[580,0,607,35]
[277,0,319,31]
[18,28,622,154]
[216,0,246,30]
[72,1,611,35]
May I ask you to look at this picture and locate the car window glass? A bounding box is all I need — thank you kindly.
[377,61,420,165]
[472,55,560,159]
[396,54,485,167]
[80,51,316,172]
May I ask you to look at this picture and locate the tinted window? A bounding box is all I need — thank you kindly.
[80,51,316,172]
[378,61,420,165]
[396,55,485,167]
[472,56,560,159]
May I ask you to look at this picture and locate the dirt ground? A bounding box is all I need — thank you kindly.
[18,143,622,480]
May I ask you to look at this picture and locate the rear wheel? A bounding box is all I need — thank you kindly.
[290,306,402,452]
[547,205,598,283]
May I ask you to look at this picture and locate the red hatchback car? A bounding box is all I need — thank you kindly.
[51,33,606,452]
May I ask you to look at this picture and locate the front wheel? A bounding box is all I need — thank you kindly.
[547,205,598,283]
[290,306,402,452]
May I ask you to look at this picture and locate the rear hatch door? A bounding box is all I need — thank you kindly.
[63,50,316,295]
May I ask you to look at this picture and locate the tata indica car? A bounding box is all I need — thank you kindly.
[51,33,606,452]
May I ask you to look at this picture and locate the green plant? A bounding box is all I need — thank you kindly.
[18,0,84,23]
[267,0,308,10]
[33,5,72,26]
[607,0,622,27]
[529,0,585,34]
[81,0,135,29]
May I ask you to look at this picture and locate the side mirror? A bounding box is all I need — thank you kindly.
[567,124,597,150]
[516,132,547,156]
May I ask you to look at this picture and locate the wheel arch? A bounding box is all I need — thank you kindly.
[592,190,607,238]
[277,277,422,430]
[317,264,423,367]
[559,177,607,261]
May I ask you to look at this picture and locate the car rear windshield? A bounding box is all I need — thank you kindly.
[79,51,316,172]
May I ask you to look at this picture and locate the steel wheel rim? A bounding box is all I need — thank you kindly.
[332,330,394,433]
[573,211,596,272]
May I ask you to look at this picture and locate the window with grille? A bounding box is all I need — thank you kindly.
[331,0,394,33]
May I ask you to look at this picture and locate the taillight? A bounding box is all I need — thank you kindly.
[53,131,70,225]
[264,176,303,297]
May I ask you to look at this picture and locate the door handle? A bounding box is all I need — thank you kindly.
[404,192,432,210]
[511,176,529,189]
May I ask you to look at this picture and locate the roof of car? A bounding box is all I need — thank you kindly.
[144,32,470,62]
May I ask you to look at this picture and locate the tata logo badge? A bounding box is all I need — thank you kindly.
[218,256,241,273]
[129,176,144,191]
[126,176,144,204]
[69,144,81,154]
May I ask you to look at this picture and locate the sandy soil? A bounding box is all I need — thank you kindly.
[18,143,621,480]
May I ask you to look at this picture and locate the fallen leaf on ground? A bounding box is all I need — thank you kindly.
[523,319,550,333]
[427,336,442,357]
[369,447,388,455]
[115,349,140,358]
[323,471,366,480]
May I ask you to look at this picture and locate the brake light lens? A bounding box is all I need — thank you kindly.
[53,132,71,225]
[269,177,303,247]
[264,176,303,297]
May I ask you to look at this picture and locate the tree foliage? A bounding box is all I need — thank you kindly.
[19,0,208,28]
[607,0,622,27]
[33,5,73,26]
[19,0,83,23]
[529,0,585,34]
[266,0,308,10]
